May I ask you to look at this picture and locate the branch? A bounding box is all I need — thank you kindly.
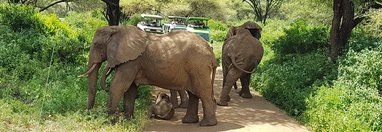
[39,0,67,12]
[353,16,365,28]
[243,0,255,10]
[101,0,117,6]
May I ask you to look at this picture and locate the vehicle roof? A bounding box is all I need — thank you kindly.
[167,16,187,19]
[187,17,209,21]
[141,14,163,19]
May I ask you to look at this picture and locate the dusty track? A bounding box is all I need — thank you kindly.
[144,67,309,132]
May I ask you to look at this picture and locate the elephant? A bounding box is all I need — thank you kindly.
[151,92,175,120]
[170,90,188,108]
[217,21,264,106]
[81,26,218,126]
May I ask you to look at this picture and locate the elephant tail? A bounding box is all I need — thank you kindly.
[229,54,256,74]
[101,66,112,92]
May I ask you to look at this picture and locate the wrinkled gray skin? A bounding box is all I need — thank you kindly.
[81,26,218,126]
[217,21,264,106]
[151,92,175,120]
[170,90,188,108]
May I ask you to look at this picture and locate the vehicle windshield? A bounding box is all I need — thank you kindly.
[187,20,208,28]
[140,18,162,27]
[170,18,186,25]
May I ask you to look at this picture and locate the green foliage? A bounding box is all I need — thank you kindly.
[347,28,382,52]
[254,20,382,132]
[252,51,335,116]
[208,19,229,42]
[278,0,332,24]
[0,4,150,131]
[362,9,382,37]
[272,20,329,56]
[124,14,142,26]
[0,4,43,32]
[303,45,382,131]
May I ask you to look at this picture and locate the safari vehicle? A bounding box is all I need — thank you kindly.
[137,14,164,34]
[163,16,187,33]
[186,17,211,42]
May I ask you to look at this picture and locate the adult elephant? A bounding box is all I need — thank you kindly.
[217,21,264,106]
[81,26,218,126]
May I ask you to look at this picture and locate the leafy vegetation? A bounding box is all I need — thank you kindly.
[0,4,151,131]
[0,0,381,131]
[272,20,329,56]
[251,14,382,131]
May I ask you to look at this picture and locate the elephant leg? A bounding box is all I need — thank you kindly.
[123,83,138,119]
[182,91,199,123]
[107,64,138,117]
[179,90,188,108]
[199,92,217,126]
[218,68,242,106]
[170,90,179,108]
[239,73,252,98]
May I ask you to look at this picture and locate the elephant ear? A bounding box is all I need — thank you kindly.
[107,26,147,68]
[225,27,237,40]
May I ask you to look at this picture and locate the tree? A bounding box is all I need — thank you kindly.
[102,0,121,26]
[242,0,283,24]
[329,0,381,61]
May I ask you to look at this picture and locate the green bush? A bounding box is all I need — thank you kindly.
[0,4,151,131]
[272,20,329,56]
[0,4,43,32]
[303,45,382,131]
[125,14,142,26]
[347,28,382,52]
[209,19,229,42]
[252,50,335,116]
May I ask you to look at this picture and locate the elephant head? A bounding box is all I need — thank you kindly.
[80,26,147,109]
[226,21,262,40]
[151,92,175,120]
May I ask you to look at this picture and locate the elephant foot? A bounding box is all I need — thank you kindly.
[217,100,228,106]
[239,91,253,99]
[179,102,188,108]
[199,117,217,126]
[182,115,199,123]
[217,95,230,106]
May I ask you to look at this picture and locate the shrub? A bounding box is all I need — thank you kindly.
[272,20,329,55]
[347,28,382,52]
[125,14,142,26]
[337,45,382,97]
[209,19,229,42]
[303,46,382,131]
[252,50,335,116]
[0,4,43,32]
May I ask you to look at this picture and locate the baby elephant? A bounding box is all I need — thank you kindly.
[151,92,175,120]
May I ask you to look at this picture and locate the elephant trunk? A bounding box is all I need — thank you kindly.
[86,62,102,110]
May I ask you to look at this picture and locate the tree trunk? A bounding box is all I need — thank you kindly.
[329,0,356,61]
[103,0,120,26]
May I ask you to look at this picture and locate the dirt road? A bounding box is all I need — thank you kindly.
[144,67,309,132]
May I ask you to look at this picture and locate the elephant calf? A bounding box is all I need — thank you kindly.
[151,92,175,120]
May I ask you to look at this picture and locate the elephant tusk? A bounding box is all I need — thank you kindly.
[101,66,112,92]
[78,64,97,78]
